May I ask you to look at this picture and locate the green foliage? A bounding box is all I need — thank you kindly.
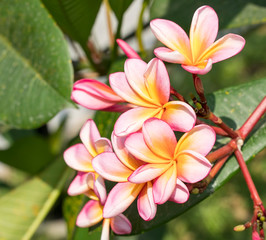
[150,0,266,31]
[63,194,85,240]
[0,134,54,175]
[109,0,133,21]
[0,0,73,129]
[41,0,102,48]
[0,158,70,240]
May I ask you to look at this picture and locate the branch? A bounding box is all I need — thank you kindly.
[238,96,266,140]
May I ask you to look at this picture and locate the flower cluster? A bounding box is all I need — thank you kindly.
[64,5,245,239]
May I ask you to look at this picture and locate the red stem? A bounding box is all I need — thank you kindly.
[238,96,266,140]
[208,112,239,139]
[209,155,230,179]
[170,86,187,102]
[234,149,262,207]
[207,139,237,163]
[192,74,208,112]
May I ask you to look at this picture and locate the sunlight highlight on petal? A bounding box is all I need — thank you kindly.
[76,200,103,228]
[103,182,144,218]
[63,143,94,172]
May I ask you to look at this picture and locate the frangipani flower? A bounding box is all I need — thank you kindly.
[71,79,130,112]
[63,119,113,204]
[93,133,157,221]
[125,118,216,204]
[110,58,196,136]
[71,40,140,112]
[76,177,132,240]
[150,5,245,74]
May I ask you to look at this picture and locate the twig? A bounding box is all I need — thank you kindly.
[207,139,237,163]
[238,96,266,140]
[208,112,239,139]
[170,86,187,102]
[234,148,265,212]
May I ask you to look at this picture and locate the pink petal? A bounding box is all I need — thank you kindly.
[142,118,176,159]
[181,58,213,75]
[85,173,99,201]
[92,152,133,182]
[111,133,144,171]
[109,72,153,107]
[154,47,188,64]
[102,103,133,112]
[80,119,101,157]
[93,175,107,205]
[129,163,170,183]
[153,162,177,204]
[252,231,261,240]
[124,59,154,103]
[114,107,162,136]
[143,58,170,105]
[76,200,103,228]
[169,178,189,203]
[71,79,124,110]
[176,150,212,183]
[116,39,141,59]
[175,124,216,157]
[67,172,90,196]
[150,19,191,62]
[162,101,196,132]
[94,138,113,154]
[200,33,246,63]
[101,218,110,240]
[103,182,144,218]
[110,214,132,234]
[63,143,94,172]
[190,6,218,61]
[125,132,170,163]
[137,182,157,221]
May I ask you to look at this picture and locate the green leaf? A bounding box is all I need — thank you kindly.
[0,0,73,129]
[63,194,84,240]
[0,158,70,240]
[109,0,133,21]
[150,0,266,31]
[126,78,266,234]
[0,134,54,175]
[41,0,102,49]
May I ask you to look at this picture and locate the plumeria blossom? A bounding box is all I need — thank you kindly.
[63,119,113,204]
[76,177,132,240]
[71,79,130,112]
[150,5,245,74]
[71,39,140,112]
[92,133,157,221]
[125,118,216,204]
[110,57,196,136]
